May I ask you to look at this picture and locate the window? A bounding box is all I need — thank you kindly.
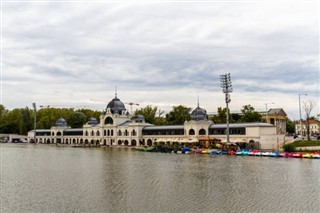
[189,129,195,135]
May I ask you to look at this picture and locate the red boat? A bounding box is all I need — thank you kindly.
[279,152,294,158]
[228,150,236,155]
[293,153,303,158]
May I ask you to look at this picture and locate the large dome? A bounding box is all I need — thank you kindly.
[106,96,126,114]
[191,105,207,121]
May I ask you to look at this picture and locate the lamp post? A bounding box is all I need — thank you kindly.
[220,73,233,143]
[32,103,37,143]
[298,94,307,135]
[126,102,139,116]
[264,102,274,123]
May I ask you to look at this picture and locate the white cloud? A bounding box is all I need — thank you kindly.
[1,1,319,119]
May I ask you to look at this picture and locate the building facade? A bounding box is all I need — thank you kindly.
[295,119,320,136]
[262,108,287,134]
[28,95,285,150]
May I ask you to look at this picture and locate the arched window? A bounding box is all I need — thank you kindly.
[57,132,62,136]
[125,130,128,136]
[189,129,195,135]
[105,117,113,125]
[96,131,100,136]
[199,129,206,135]
[107,130,110,136]
[104,130,106,136]
[132,130,136,136]
[147,139,153,147]
[111,130,114,136]
[118,130,122,136]
[131,140,137,146]
[91,130,94,136]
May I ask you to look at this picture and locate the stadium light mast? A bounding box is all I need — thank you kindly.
[32,103,37,143]
[220,73,233,143]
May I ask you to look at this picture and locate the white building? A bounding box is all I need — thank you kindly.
[295,119,320,136]
[28,94,285,150]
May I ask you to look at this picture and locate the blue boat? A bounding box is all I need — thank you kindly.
[208,149,221,154]
[269,152,280,157]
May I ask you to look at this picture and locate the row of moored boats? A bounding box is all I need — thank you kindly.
[174,148,320,159]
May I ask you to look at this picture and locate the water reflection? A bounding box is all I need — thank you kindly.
[1,144,319,212]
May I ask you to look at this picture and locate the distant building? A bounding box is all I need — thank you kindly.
[295,119,320,136]
[262,108,287,134]
[28,94,285,150]
[0,134,27,143]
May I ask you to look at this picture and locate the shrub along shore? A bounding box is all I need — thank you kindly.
[283,140,320,152]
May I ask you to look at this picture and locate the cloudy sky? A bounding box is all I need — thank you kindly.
[1,0,319,120]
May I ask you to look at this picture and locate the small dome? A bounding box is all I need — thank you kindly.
[191,106,207,121]
[134,114,145,123]
[106,95,126,114]
[55,117,67,127]
[87,117,98,125]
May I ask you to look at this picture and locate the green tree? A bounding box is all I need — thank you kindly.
[20,107,33,134]
[0,104,8,121]
[76,109,101,123]
[230,113,242,123]
[0,108,22,134]
[67,112,86,128]
[211,107,227,123]
[166,105,191,125]
[154,108,166,125]
[286,118,296,134]
[240,105,262,122]
[134,105,158,124]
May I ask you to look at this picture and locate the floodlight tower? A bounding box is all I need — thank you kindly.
[220,73,233,143]
[32,103,37,143]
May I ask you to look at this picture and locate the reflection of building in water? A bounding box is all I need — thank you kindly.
[28,94,285,150]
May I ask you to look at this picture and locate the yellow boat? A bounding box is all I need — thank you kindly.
[201,149,210,154]
[302,153,312,158]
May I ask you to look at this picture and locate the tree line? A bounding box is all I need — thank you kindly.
[0,104,101,135]
[0,103,298,135]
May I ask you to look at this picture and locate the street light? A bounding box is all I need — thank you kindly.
[265,102,274,123]
[32,103,37,143]
[220,73,233,143]
[126,102,139,115]
[299,94,307,135]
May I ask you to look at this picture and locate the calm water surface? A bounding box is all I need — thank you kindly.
[1,144,319,212]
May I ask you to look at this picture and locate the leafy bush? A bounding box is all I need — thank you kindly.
[283,143,295,152]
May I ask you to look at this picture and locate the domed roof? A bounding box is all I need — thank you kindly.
[87,117,98,125]
[191,105,207,121]
[134,114,145,122]
[106,95,126,114]
[55,117,68,127]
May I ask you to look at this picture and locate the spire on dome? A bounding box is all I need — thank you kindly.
[197,96,199,108]
[115,85,117,98]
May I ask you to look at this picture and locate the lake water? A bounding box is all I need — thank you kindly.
[1,143,319,212]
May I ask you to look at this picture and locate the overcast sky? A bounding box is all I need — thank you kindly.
[1,0,319,120]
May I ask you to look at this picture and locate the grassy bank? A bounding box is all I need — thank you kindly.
[283,140,320,152]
